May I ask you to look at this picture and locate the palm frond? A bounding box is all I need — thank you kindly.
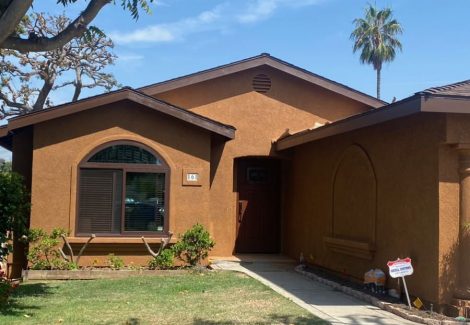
[350,4,403,71]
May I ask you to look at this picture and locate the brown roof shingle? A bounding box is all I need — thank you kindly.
[421,80,470,97]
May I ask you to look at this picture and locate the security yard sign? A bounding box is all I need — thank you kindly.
[387,257,414,309]
[387,257,414,278]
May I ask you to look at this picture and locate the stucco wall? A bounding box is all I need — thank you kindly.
[154,66,373,255]
[10,126,34,277]
[15,65,375,266]
[282,113,445,304]
[29,101,212,265]
[438,114,470,305]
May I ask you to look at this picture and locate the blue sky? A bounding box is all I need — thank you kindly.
[1,0,470,159]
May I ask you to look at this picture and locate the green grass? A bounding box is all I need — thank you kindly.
[0,271,328,325]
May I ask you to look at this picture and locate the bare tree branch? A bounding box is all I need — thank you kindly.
[0,0,33,46]
[0,0,111,51]
[60,234,74,263]
[60,234,95,265]
[0,12,118,117]
[142,232,173,258]
[75,234,95,265]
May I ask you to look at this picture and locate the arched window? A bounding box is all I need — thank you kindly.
[77,141,169,236]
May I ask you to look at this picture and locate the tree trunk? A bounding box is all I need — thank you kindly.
[32,76,55,111]
[72,68,82,102]
[376,67,381,100]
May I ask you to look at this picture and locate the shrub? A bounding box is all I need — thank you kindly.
[0,165,29,263]
[107,254,124,270]
[172,224,215,266]
[148,249,174,270]
[0,266,19,304]
[27,228,76,270]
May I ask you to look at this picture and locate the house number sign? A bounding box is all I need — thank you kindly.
[186,173,199,182]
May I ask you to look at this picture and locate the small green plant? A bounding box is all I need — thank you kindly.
[0,266,19,303]
[27,228,76,270]
[148,248,174,270]
[172,224,215,266]
[107,254,124,270]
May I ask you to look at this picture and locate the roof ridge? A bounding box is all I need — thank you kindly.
[138,53,269,91]
[137,53,386,108]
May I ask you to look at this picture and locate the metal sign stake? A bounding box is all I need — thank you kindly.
[402,276,412,310]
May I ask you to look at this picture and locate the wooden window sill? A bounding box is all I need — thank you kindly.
[323,236,375,260]
[67,237,177,244]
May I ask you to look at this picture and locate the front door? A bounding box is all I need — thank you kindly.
[235,158,281,253]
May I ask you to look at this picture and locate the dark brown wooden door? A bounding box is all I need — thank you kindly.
[235,158,281,253]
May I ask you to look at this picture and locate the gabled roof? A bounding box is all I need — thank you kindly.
[139,53,386,109]
[0,88,236,150]
[420,79,470,97]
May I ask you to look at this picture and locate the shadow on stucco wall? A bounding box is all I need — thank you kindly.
[439,237,458,313]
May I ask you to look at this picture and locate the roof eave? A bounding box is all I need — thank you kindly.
[2,89,235,141]
[276,95,422,151]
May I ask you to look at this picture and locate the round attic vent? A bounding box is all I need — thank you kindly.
[252,74,272,93]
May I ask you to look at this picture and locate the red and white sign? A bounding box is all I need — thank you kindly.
[387,258,413,278]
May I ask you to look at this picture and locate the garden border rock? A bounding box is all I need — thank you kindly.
[22,269,191,281]
[295,265,469,325]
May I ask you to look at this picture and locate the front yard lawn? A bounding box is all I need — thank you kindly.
[0,271,327,325]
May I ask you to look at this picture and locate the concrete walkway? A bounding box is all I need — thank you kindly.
[211,255,417,325]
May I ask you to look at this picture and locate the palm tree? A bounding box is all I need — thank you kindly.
[350,5,403,100]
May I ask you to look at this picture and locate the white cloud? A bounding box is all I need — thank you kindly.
[110,0,324,44]
[110,5,224,44]
[153,0,169,7]
[110,25,175,43]
[237,0,279,23]
[237,0,324,24]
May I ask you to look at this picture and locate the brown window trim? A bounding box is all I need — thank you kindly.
[76,140,170,237]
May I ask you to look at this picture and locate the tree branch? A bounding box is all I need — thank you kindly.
[0,0,111,51]
[58,247,68,262]
[60,234,74,263]
[0,0,33,46]
[75,234,95,265]
[0,91,30,111]
[142,232,173,258]
[32,75,55,111]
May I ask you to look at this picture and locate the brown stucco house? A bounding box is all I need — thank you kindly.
[1,53,470,314]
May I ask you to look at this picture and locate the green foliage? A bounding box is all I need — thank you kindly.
[27,228,75,270]
[0,166,29,262]
[107,253,124,270]
[350,4,403,69]
[0,161,11,173]
[172,224,215,266]
[350,4,403,98]
[56,0,153,20]
[148,249,174,270]
[0,265,17,304]
[83,25,106,43]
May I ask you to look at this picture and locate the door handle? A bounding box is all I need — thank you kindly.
[238,200,247,223]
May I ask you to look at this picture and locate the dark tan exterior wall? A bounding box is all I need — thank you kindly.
[29,101,212,265]
[13,66,375,265]
[11,126,33,189]
[438,114,470,305]
[283,113,445,304]
[153,67,372,256]
[10,126,34,277]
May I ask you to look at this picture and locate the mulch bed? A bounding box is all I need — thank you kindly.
[296,265,469,325]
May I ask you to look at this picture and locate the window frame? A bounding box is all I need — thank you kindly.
[76,141,170,237]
